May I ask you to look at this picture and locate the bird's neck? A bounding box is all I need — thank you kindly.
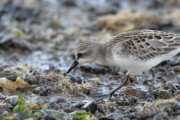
[93,42,112,66]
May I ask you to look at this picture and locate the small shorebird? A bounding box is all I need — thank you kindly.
[66,30,180,97]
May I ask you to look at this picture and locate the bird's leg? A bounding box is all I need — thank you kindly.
[109,73,130,97]
[148,69,155,100]
[150,69,155,93]
[95,73,130,101]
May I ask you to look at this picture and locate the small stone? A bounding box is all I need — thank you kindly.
[97,104,105,114]
[56,97,67,104]
[173,103,180,113]
[82,101,97,113]
[80,63,111,74]
[68,74,83,84]
[109,106,115,113]
[62,0,77,6]
[154,89,171,99]
[6,75,17,82]
[163,107,172,113]
[10,96,18,106]
[159,59,175,66]
[47,87,53,93]
[146,97,155,102]
[166,71,175,78]
[47,102,59,110]
[128,108,137,113]
[174,84,180,90]
[34,86,47,96]
[117,99,131,106]
[118,106,126,112]
[152,112,169,120]
[0,95,5,100]
[167,82,178,91]
[42,115,57,120]
[156,67,166,72]
[128,96,138,104]
[73,101,85,108]
[174,66,180,73]
[23,77,34,85]
[99,113,121,120]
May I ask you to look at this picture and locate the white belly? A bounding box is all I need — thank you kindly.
[113,48,180,73]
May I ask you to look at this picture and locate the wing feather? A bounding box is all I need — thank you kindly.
[114,30,180,60]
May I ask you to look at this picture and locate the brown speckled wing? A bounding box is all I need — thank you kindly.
[119,30,180,60]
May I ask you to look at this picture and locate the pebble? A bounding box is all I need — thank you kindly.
[9,96,18,106]
[47,87,53,93]
[68,74,83,84]
[6,75,17,82]
[47,102,59,110]
[152,112,169,120]
[128,96,138,104]
[117,99,131,106]
[82,101,97,113]
[174,84,180,90]
[173,103,180,113]
[56,97,67,104]
[34,86,47,96]
[166,82,178,91]
[0,95,5,100]
[174,66,180,73]
[128,108,137,113]
[163,107,172,113]
[42,115,57,120]
[97,104,106,114]
[80,63,110,74]
[23,77,34,85]
[154,89,171,99]
[99,113,121,120]
[62,0,77,6]
[73,101,85,108]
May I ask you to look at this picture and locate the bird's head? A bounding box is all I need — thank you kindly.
[66,41,98,74]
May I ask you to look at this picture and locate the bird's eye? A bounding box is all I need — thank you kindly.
[77,53,83,58]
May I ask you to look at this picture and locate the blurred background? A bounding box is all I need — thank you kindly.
[1,0,180,119]
[0,0,180,70]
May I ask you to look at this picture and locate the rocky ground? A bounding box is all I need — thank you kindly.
[0,0,180,120]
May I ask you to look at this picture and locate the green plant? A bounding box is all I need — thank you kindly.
[13,96,42,120]
[72,110,93,120]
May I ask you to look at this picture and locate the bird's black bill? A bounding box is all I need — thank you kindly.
[66,61,79,74]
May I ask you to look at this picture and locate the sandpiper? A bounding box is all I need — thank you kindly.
[66,30,180,97]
